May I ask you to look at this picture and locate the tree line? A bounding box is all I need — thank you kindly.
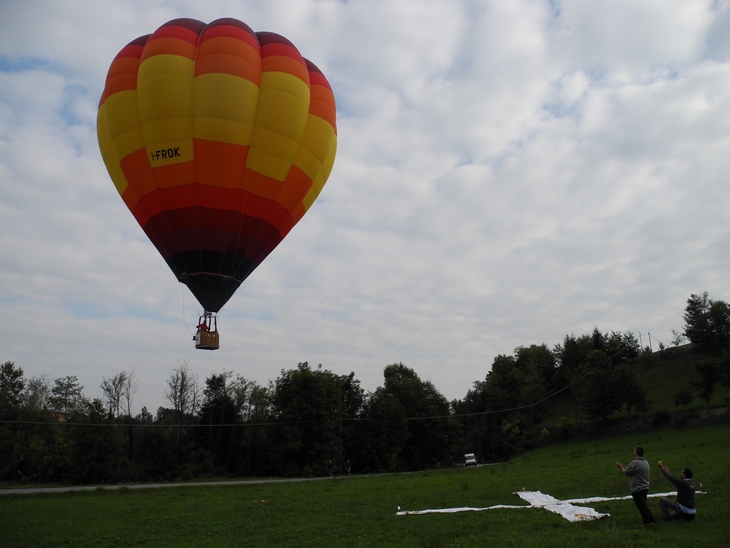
[2,292,729,484]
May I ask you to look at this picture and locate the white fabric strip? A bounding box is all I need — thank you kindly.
[396,490,706,522]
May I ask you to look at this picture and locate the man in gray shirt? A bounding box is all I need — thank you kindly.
[616,445,657,525]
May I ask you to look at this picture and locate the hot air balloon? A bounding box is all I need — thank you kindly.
[97,18,337,349]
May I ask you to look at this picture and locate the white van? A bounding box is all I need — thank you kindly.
[464,453,477,467]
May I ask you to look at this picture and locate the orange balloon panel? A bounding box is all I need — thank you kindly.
[97,18,337,312]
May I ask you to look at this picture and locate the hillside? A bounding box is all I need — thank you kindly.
[636,345,729,411]
[540,344,729,430]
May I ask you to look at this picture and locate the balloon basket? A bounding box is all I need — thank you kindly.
[195,330,220,350]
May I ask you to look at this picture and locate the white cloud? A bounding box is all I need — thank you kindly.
[1,0,729,409]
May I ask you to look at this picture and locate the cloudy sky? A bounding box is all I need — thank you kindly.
[1,0,729,412]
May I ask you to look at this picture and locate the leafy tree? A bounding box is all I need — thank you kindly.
[100,371,128,419]
[226,375,258,421]
[671,329,687,347]
[579,365,647,420]
[132,407,184,481]
[452,380,502,461]
[21,375,52,417]
[455,344,565,459]
[200,372,236,420]
[556,330,639,375]
[232,381,275,477]
[197,372,238,472]
[720,353,730,389]
[693,361,721,404]
[673,388,694,408]
[164,360,200,425]
[515,344,558,390]
[684,292,711,344]
[585,348,610,371]
[0,361,25,419]
[161,360,201,470]
[335,372,365,473]
[590,327,606,352]
[707,299,730,348]
[366,363,458,471]
[272,363,349,476]
[499,345,559,425]
[121,370,139,418]
[617,366,649,416]
[2,371,59,482]
[617,332,641,362]
[66,398,128,484]
[684,292,730,350]
[554,334,585,378]
[50,376,86,419]
[0,362,26,481]
[360,388,408,472]
[480,354,520,411]
[580,369,625,421]
[99,370,140,461]
[137,406,154,424]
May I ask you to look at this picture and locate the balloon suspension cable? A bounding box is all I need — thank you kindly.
[181,284,196,336]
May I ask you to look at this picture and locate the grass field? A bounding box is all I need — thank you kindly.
[1,422,727,547]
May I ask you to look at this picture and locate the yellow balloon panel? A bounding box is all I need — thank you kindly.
[193,73,259,144]
[294,115,337,179]
[303,139,337,210]
[246,143,293,183]
[137,58,195,131]
[102,90,140,137]
[256,74,310,138]
[193,117,254,146]
[96,108,129,196]
[140,117,192,147]
[112,127,146,168]
[193,73,259,122]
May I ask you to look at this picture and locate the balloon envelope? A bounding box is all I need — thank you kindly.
[97,18,337,312]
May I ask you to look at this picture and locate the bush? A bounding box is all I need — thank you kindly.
[673,388,694,408]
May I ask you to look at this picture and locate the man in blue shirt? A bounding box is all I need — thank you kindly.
[657,462,696,521]
[616,445,657,525]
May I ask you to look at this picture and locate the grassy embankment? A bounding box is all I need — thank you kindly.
[1,422,727,547]
[541,345,730,426]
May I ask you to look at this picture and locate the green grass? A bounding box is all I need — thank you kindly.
[1,423,727,547]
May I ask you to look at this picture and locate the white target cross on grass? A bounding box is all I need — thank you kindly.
[396,490,706,522]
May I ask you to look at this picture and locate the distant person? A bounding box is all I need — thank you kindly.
[616,445,657,526]
[656,461,696,521]
[345,459,351,475]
